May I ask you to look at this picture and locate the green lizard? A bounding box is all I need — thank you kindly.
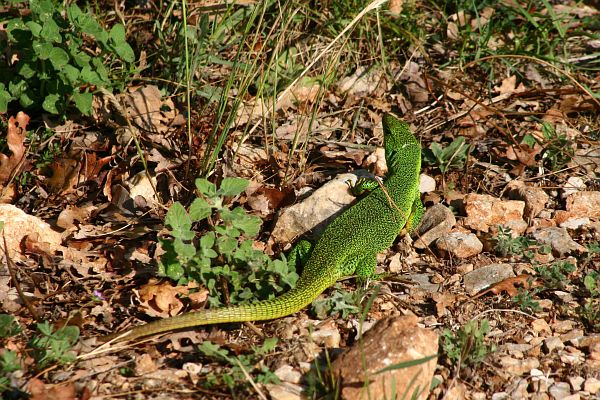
[103,113,422,343]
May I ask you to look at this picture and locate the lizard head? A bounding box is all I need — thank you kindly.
[382,113,421,172]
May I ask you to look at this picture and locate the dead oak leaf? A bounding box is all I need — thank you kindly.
[136,279,203,318]
[493,75,526,95]
[473,274,537,299]
[0,111,30,186]
[506,143,543,176]
[27,378,78,400]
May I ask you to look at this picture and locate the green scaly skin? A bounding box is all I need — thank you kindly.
[102,114,422,343]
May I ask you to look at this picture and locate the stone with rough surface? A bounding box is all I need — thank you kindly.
[463,264,514,295]
[499,356,540,375]
[507,180,549,219]
[584,377,600,394]
[435,231,483,259]
[532,227,586,256]
[414,204,456,249]
[463,193,526,233]
[332,315,438,400]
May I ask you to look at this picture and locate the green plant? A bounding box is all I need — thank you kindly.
[311,284,362,320]
[1,0,134,115]
[534,261,576,290]
[29,321,79,369]
[438,0,576,66]
[512,287,541,313]
[159,177,298,307]
[0,316,79,395]
[580,271,600,331]
[198,338,279,391]
[584,271,600,297]
[0,314,22,393]
[494,226,536,257]
[0,314,21,338]
[522,121,575,171]
[442,319,495,368]
[422,136,470,174]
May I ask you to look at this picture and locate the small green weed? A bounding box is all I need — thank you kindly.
[580,271,600,332]
[0,314,21,338]
[512,287,541,313]
[159,177,298,307]
[311,284,362,320]
[0,315,22,393]
[198,338,279,391]
[534,261,576,290]
[0,315,79,395]
[438,0,578,66]
[1,0,134,115]
[304,349,340,399]
[494,226,536,257]
[442,319,495,368]
[522,121,575,171]
[422,136,470,174]
[30,321,80,369]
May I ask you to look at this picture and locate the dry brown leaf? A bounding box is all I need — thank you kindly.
[432,292,456,317]
[27,379,78,400]
[46,158,80,194]
[124,85,176,133]
[0,112,29,188]
[56,204,97,229]
[388,0,404,14]
[472,274,536,298]
[136,279,194,318]
[493,75,526,95]
[506,143,543,176]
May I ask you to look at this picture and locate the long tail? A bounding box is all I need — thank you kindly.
[102,275,333,343]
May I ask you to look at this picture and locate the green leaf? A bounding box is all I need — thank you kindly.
[30,0,54,22]
[200,232,216,252]
[25,21,43,37]
[49,47,69,70]
[165,202,192,233]
[40,18,61,43]
[77,14,106,42]
[0,350,21,372]
[55,325,79,343]
[42,93,61,114]
[521,134,538,147]
[72,50,91,68]
[18,90,35,108]
[165,263,185,281]
[61,64,80,84]
[17,61,36,79]
[72,90,93,115]
[189,197,211,221]
[112,42,135,63]
[174,238,196,260]
[196,178,216,197]
[0,88,11,113]
[217,236,237,255]
[229,208,261,237]
[66,4,83,22]
[109,24,135,62]
[80,65,101,85]
[218,177,249,196]
[33,40,53,60]
[109,24,126,42]
[0,314,21,338]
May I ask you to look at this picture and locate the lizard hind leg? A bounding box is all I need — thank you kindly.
[405,196,424,234]
[286,239,314,270]
[344,253,379,287]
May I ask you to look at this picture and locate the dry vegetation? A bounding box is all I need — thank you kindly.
[0,0,599,398]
